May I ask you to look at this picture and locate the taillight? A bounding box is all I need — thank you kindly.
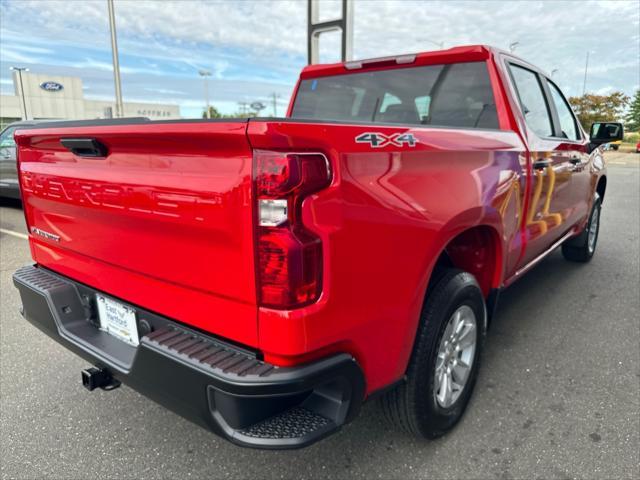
[254,150,331,309]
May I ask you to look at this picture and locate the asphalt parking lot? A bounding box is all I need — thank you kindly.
[1,151,638,479]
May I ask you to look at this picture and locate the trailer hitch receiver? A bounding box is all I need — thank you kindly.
[81,367,121,391]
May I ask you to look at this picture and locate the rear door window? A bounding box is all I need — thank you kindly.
[291,61,499,129]
[508,64,553,138]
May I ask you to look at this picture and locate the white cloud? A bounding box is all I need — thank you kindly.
[595,86,616,95]
[144,87,187,96]
[0,49,44,65]
[74,58,163,76]
[1,0,638,115]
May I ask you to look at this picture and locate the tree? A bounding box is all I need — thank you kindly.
[624,90,640,132]
[201,105,257,119]
[202,106,223,119]
[568,92,629,131]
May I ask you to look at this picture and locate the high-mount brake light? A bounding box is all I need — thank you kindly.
[344,54,416,70]
[254,150,331,309]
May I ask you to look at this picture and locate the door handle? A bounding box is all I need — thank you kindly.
[533,159,551,170]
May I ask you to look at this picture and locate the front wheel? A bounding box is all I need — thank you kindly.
[562,196,601,263]
[380,269,486,438]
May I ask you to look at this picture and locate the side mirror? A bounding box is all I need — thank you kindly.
[590,122,624,145]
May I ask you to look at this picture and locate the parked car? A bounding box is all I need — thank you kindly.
[12,45,622,449]
[0,121,46,199]
[636,141,640,152]
[609,139,622,150]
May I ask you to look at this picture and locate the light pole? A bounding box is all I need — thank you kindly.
[270,92,280,116]
[582,51,590,95]
[551,69,559,77]
[107,0,124,117]
[10,67,29,120]
[199,70,212,118]
[509,42,519,53]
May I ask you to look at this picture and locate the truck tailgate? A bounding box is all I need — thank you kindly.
[14,120,258,346]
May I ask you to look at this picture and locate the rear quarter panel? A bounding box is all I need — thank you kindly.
[248,120,527,393]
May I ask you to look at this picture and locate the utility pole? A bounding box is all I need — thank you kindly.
[582,51,590,95]
[509,41,519,53]
[271,92,280,116]
[199,70,212,118]
[10,67,29,120]
[107,0,124,117]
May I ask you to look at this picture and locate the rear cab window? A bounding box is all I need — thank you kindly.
[291,61,499,129]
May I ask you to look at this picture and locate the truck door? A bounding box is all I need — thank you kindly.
[544,78,591,226]
[506,62,576,267]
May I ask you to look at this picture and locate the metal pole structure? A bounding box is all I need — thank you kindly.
[509,41,519,53]
[107,0,124,117]
[199,70,212,118]
[582,51,590,95]
[271,92,280,116]
[340,0,353,63]
[308,0,353,65]
[10,67,29,120]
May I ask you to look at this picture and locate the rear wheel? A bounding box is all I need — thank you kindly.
[561,196,601,263]
[380,269,485,438]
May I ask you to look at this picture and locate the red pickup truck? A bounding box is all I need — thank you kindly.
[12,45,623,449]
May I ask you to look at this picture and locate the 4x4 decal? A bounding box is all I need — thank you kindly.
[355,132,417,148]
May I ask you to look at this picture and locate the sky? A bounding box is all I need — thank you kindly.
[0,0,638,118]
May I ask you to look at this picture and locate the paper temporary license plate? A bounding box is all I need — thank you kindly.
[96,294,139,346]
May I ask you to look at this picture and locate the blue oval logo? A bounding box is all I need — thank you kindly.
[40,81,64,92]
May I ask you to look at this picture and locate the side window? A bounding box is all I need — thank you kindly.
[379,93,402,113]
[547,81,580,140]
[509,65,553,138]
[414,95,431,122]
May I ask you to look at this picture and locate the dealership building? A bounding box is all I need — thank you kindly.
[1,71,181,129]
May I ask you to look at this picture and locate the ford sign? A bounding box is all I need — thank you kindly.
[40,81,63,92]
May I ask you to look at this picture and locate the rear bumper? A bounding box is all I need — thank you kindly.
[13,265,365,449]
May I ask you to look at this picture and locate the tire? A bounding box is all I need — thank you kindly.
[380,268,486,438]
[561,195,601,263]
